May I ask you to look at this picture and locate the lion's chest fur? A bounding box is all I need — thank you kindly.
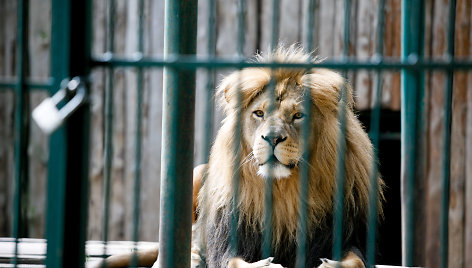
[202,169,335,268]
[204,200,334,268]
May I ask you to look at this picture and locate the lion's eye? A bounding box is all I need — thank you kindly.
[253,110,264,118]
[293,112,304,120]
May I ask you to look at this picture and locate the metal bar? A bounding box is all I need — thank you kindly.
[0,80,53,90]
[131,1,145,267]
[366,1,386,267]
[229,0,246,257]
[12,0,30,266]
[332,83,348,263]
[200,0,216,165]
[101,0,116,265]
[158,0,197,267]
[46,0,92,267]
[295,1,315,267]
[261,0,280,259]
[46,0,71,266]
[196,2,217,266]
[333,0,351,263]
[440,0,456,267]
[261,77,275,259]
[401,0,425,266]
[304,0,315,52]
[91,56,472,70]
[270,0,280,48]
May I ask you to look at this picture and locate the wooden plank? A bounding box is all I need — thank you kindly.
[260,0,301,50]
[353,0,376,109]
[0,238,419,268]
[0,238,158,267]
[135,0,164,241]
[0,0,17,238]
[381,0,401,110]
[466,70,472,266]
[27,0,51,238]
[448,1,471,267]
[87,0,106,241]
[424,0,449,266]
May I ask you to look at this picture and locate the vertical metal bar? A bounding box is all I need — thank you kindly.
[261,0,280,259]
[295,2,315,267]
[159,0,197,267]
[366,0,386,267]
[46,0,92,267]
[332,88,348,263]
[200,0,216,164]
[440,1,456,267]
[197,1,217,266]
[12,0,30,266]
[401,0,425,266]
[270,0,280,48]
[131,1,145,267]
[261,78,275,259]
[229,0,246,256]
[101,0,115,264]
[333,0,351,263]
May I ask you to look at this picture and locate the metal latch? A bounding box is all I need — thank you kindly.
[32,77,86,135]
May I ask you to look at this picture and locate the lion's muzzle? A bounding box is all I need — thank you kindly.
[253,131,300,179]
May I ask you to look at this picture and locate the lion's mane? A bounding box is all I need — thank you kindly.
[196,46,383,268]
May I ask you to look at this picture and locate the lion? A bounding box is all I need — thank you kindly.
[98,45,383,268]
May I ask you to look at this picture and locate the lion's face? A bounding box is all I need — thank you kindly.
[243,79,308,179]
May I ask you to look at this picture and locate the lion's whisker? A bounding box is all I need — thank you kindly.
[299,157,317,172]
[240,152,256,168]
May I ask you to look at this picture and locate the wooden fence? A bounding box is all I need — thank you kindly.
[0,0,471,266]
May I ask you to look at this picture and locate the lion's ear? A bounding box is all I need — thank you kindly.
[216,69,271,112]
[216,71,240,109]
[302,69,354,114]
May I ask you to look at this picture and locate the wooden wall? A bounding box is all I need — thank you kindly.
[0,0,471,266]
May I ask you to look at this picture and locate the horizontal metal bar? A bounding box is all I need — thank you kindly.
[91,55,472,70]
[0,79,54,90]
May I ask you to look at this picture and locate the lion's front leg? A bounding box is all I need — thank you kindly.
[228,257,284,268]
[317,251,364,268]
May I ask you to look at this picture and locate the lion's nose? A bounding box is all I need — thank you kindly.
[261,134,287,148]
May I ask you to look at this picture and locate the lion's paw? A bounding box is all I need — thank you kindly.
[316,258,339,268]
[251,257,284,268]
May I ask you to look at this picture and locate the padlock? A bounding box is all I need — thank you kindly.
[32,77,86,135]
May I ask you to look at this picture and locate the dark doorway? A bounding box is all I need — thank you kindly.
[358,110,402,266]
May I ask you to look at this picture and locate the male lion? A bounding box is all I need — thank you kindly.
[99,46,383,268]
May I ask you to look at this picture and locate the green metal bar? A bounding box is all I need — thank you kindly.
[131,1,145,267]
[12,0,30,266]
[158,0,197,267]
[200,0,216,164]
[261,78,275,259]
[92,56,472,70]
[333,0,351,263]
[261,0,280,259]
[304,0,315,52]
[440,0,456,267]
[401,0,425,266]
[0,80,53,90]
[197,2,217,266]
[332,83,348,264]
[229,0,246,257]
[46,0,71,266]
[101,0,116,265]
[270,0,280,48]
[295,2,315,267]
[46,0,92,267]
[366,1,386,267]
[237,0,246,57]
